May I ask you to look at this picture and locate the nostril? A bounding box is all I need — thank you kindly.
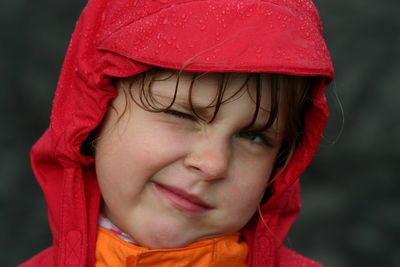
[189,165,201,172]
[191,158,227,180]
[185,155,228,181]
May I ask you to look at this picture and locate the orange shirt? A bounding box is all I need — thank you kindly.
[96,226,248,267]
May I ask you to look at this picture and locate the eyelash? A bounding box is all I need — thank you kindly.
[234,131,273,147]
[164,109,273,147]
[164,109,195,120]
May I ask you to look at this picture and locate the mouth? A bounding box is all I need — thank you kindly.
[152,182,213,213]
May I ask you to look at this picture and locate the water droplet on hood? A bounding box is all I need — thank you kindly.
[215,31,221,40]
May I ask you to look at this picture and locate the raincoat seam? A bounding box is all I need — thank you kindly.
[96,52,332,77]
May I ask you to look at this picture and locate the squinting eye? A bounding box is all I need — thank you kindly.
[235,131,272,147]
[164,110,195,120]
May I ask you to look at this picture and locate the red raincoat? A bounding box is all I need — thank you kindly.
[21,0,333,266]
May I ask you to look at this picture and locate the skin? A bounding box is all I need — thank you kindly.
[95,71,285,249]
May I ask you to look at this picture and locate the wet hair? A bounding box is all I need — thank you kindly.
[102,67,314,171]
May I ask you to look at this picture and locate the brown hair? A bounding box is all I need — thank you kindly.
[108,68,314,170]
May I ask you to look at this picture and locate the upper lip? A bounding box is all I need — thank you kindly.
[154,182,213,209]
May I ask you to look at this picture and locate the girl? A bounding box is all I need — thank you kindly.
[22,0,333,266]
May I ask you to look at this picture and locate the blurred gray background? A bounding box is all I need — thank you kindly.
[1,0,399,266]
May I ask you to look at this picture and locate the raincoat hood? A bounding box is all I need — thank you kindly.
[23,0,333,266]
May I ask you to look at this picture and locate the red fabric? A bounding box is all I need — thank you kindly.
[21,0,333,266]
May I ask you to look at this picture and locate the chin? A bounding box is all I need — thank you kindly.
[131,226,196,249]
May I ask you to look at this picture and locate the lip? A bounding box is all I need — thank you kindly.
[152,182,213,213]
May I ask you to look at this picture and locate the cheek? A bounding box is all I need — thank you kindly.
[227,154,275,210]
[234,150,276,186]
[95,122,189,187]
[221,175,267,231]
[235,172,269,206]
[133,124,192,170]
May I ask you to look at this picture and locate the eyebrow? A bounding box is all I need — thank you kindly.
[152,93,215,120]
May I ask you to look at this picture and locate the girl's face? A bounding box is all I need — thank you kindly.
[95,72,285,249]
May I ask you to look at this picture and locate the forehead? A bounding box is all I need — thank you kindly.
[149,71,273,110]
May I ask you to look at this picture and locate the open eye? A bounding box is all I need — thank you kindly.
[164,110,195,120]
[235,131,273,147]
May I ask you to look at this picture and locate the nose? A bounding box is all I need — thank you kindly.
[183,133,230,181]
